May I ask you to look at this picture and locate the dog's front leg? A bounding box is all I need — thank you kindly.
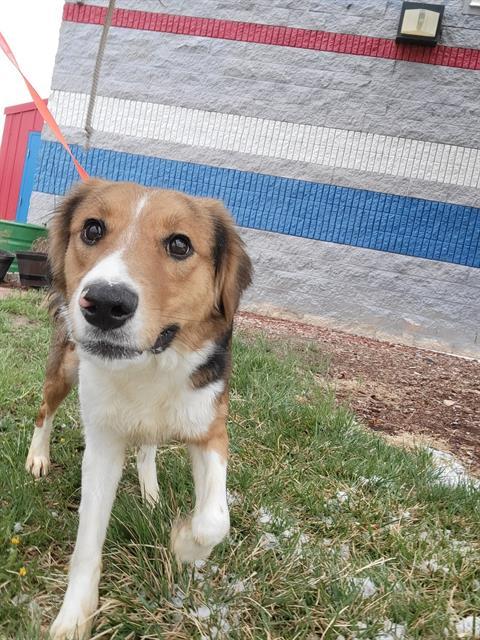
[50,428,126,640]
[136,445,159,506]
[171,422,230,564]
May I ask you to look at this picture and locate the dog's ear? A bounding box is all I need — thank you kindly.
[202,198,252,324]
[49,179,104,297]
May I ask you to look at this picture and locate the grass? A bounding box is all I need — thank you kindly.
[0,291,479,639]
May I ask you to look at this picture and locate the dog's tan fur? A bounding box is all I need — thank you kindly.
[28,180,251,476]
[27,179,252,639]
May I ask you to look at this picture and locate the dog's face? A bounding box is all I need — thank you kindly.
[49,179,251,361]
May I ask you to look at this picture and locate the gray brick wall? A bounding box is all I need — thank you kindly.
[52,22,480,148]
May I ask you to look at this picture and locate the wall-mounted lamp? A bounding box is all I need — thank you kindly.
[396,2,445,46]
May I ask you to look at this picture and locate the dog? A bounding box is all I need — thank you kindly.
[24,179,252,639]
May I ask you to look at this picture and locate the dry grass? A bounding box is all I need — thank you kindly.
[0,292,479,639]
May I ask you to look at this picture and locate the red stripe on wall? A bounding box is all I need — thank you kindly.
[63,3,480,71]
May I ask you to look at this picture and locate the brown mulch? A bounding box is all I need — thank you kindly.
[237,311,480,472]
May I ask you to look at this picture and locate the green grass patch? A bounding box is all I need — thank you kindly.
[0,292,479,639]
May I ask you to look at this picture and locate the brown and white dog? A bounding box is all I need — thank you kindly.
[24,179,252,639]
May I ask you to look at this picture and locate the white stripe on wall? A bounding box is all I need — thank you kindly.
[50,90,480,190]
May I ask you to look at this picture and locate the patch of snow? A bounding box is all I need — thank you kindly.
[170,586,186,609]
[11,593,30,606]
[219,619,231,634]
[427,448,480,489]
[229,579,246,594]
[257,506,286,527]
[217,604,229,618]
[339,543,351,560]
[419,531,429,541]
[13,522,23,534]
[351,577,377,599]
[198,603,233,639]
[194,561,206,584]
[193,559,221,583]
[375,620,406,640]
[419,558,449,574]
[450,539,474,556]
[257,507,275,525]
[191,605,212,619]
[336,491,349,503]
[359,475,390,490]
[172,611,184,624]
[321,516,334,527]
[455,616,480,638]
[259,532,279,550]
[291,532,310,559]
[226,490,242,506]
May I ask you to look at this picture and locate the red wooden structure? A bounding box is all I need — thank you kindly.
[0,101,44,221]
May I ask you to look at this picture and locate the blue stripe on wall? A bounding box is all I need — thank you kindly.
[34,141,480,268]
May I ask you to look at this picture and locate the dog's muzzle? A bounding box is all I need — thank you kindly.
[80,282,138,331]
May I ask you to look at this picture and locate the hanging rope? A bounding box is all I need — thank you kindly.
[0,31,89,181]
[84,0,116,150]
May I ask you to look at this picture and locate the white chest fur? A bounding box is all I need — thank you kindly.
[78,343,223,445]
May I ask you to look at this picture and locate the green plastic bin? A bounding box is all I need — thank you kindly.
[0,220,48,273]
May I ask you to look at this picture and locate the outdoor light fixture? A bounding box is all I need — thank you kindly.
[396,2,445,46]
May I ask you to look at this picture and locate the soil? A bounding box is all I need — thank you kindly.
[236,311,480,473]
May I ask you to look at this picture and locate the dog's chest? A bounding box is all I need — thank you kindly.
[78,347,223,443]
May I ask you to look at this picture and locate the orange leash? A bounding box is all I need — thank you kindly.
[0,31,89,181]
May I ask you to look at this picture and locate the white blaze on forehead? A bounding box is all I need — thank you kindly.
[123,193,149,248]
[134,194,149,219]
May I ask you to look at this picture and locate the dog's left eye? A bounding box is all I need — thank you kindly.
[81,219,105,245]
[166,234,193,260]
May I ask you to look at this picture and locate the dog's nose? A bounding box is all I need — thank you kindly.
[79,282,138,331]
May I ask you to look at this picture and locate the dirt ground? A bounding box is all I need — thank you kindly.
[237,311,480,473]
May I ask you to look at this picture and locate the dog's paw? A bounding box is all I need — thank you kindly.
[25,452,50,478]
[170,510,229,564]
[171,516,214,564]
[50,590,98,640]
[191,508,229,548]
[50,604,94,640]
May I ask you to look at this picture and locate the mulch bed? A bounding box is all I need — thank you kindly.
[237,311,480,472]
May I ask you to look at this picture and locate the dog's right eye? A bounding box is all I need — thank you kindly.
[81,219,106,245]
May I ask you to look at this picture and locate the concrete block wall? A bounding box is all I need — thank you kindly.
[29,0,480,357]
